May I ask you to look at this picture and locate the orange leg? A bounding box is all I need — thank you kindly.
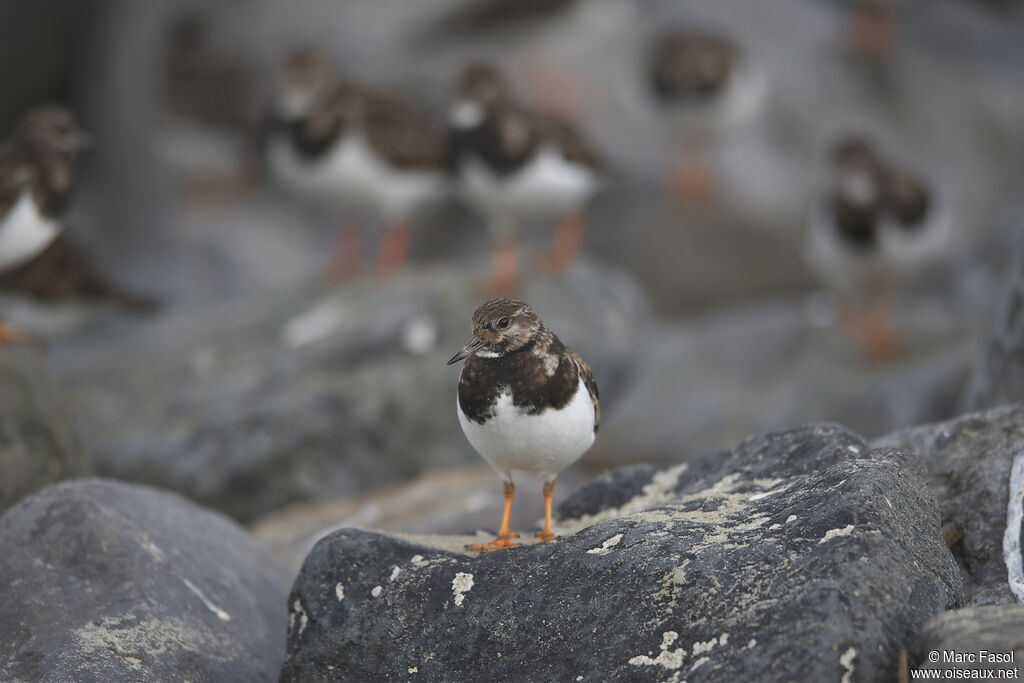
[480,238,520,295]
[540,215,585,274]
[0,320,25,345]
[849,0,891,63]
[535,480,558,543]
[467,481,520,551]
[671,156,713,205]
[327,223,364,282]
[841,304,901,361]
[375,222,411,277]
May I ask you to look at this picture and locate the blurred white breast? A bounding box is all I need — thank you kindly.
[0,191,61,272]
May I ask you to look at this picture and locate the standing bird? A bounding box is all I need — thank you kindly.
[0,107,91,343]
[265,49,448,279]
[645,29,765,203]
[448,64,602,293]
[447,298,599,550]
[804,136,950,359]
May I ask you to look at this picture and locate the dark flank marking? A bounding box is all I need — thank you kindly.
[458,340,600,432]
[448,63,601,178]
[271,82,447,169]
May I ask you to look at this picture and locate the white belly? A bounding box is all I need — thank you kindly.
[457,378,596,481]
[267,132,379,209]
[0,191,61,272]
[459,146,598,225]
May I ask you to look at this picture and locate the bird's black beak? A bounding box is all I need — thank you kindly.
[447,336,486,365]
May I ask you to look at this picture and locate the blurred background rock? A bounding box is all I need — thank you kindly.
[1,0,1022,540]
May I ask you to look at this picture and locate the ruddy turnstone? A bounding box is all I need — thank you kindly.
[804,136,950,358]
[645,28,765,202]
[0,107,90,342]
[266,48,447,279]
[447,297,599,550]
[448,63,602,292]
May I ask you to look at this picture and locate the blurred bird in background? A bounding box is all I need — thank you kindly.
[265,48,449,280]
[448,63,602,293]
[644,27,766,205]
[803,135,953,359]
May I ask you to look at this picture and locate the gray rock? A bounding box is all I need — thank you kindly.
[598,298,973,471]
[917,605,1024,679]
[52,263,648,522]
[875,405,1024,605]
[0,347,89,513]
[280,424,962,682]
[964,238,1024,412]
[0,478,292,683]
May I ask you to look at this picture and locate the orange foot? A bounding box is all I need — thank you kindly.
[534,530,558,543]
[466,532,520,552]
[672,161,713,205]
[0,321,25,345]
[843,308,902,361]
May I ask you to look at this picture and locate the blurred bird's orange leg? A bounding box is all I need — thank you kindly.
[540,215,585,273]
[375,222,411,277]
[671,156,713,205]
[0,320,25,345]
[328,224,363,282]
[467,481,520,551]
[849,0,891,63]
[481,238,520,295]
[841,304,901,361]
[535,481,558,543]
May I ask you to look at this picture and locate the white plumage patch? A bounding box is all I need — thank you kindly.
[458,146,599,233]
[0,191,61,271]
[268,131,445,220]
[457,378,596,482]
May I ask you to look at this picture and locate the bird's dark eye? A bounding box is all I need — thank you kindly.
[496,317,510,330]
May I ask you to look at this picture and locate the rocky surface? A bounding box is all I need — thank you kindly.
[280,424,962,682]
[917,605,1024,679]
[0,347,89,513]
[876,405,1024,606]
[964,238,1024,412]
[0,478,292,683]
[595,296,975,471]
[51,262,648,522]
[250,465,593,572]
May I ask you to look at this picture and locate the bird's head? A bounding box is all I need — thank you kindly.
[14,107,91,160]
[447,298,541,365]
[449,62,509,129]
[276,47,337,119]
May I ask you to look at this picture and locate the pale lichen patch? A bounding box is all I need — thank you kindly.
[408,666,419,674]
[452,572,474,607]
[371,586,383,598]
[292,599,309,636]
[786,515,797,524]
[587,533,624,555]
[628,631,686,670]
[335,583,345,601]
[411,555,428,567]
[839,647,857,683]
[389,566,402,582]
[819,525,856,544]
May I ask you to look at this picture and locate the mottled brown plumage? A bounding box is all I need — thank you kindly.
[451,298,599,430]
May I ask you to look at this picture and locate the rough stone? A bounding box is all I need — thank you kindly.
[280,424,962,682]
[0,346,89,513]
[875,404,1024,605]
[917,605,1024,680]
[964,238,1024,412]
[52,263,648,522]
[0,478,292,683]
